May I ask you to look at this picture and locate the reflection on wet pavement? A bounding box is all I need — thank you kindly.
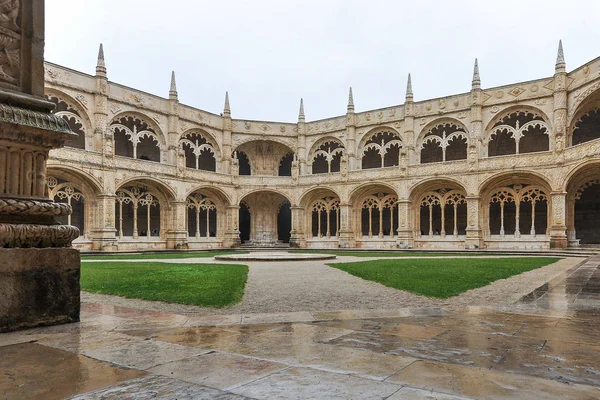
[2,257,600,399]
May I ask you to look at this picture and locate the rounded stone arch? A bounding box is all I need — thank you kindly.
[299,186,343,208]
[46,166,103,240]
[409,177,468,202]
[479,171,552,239]
[238,188,294,206]
[563,160,600,245]
[484,105,552,135]
[349,182,400,238]
[408,178,468,238]
[109,111,167,162]
[185,186,232,240]
[357,125,403,155]
[184,185,232,207]
[307,136,345,161]
[180,128,221,158]
[484,105,552,156]
[45,89,93,151]
[233,140,295,176]
[116,176,177,204]
[416,118,469,164]
[47,164,103,195]
[415,117,469,148]
[568,87,600,147]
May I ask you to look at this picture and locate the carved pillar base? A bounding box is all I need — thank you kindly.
[91,228,118,251]
[465,228,484,249]
[166,230,188,250]
[0,248,80,332]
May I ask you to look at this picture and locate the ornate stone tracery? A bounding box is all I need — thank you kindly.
[310,196,340,238]
[359,192,398,238]
[418,189,467,238]
[488,184,548,237]
[180,131,217,171]
[186,192,218,238]
[115,185,160,239]
[110,115,161,161]
[310,139,345,174]
[359,130,403,169]
[488,110,550,156]
[419,123,468,163]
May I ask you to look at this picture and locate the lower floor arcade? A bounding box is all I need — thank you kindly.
[46,162,600,251]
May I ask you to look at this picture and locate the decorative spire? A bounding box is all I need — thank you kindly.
[223,91,230,117]
[169,71,177,100]
[95,43,106,77]
[555,39,566,72]
[298,98,305,121]
[405,73,413,101]
[472,58,481,90]
[347,87,354,112]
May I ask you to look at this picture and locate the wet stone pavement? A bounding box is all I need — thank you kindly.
[2,257,600,399]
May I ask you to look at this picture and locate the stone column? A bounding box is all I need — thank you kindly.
[337,203,355,248]
[0,0,81,332]
[549,191,568,249]
[289,205,305,248]
[165,201,188,249]
[396,199,413,248]
[465,196,483,249]
[223,204,241,247]
[90,194,117,250]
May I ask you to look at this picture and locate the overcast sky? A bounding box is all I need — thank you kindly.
[46,0,599,122]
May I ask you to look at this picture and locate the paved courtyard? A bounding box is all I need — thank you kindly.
[1,255,600,399]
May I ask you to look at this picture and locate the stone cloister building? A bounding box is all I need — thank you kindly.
[38,42,600,251]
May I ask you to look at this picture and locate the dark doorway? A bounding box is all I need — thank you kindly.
[239,203,251,243]
[277,201,292,243]
[575,183,600,244]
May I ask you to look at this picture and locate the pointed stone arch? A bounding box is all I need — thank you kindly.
[308,136,346,174]
[180,128,221,172]
[416,118,469,163]
[485,106,551,156]
[357,127,403,169]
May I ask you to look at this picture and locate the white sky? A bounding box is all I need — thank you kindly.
[46,0,600,122]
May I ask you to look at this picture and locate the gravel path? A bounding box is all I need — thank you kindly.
[81,256,583,315]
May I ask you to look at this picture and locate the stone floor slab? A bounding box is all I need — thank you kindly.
[386,359,600,400]
[230,367,402,400]
[83,339,209,370]
[0,342,147,400]
[67,375,247,400]
[149,351,288,390]
[387,386,474,400]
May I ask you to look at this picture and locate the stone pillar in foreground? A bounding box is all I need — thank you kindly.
[0,0,80,332]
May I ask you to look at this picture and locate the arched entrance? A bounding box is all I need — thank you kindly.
[239,191,292,245]
[565,163,600,246]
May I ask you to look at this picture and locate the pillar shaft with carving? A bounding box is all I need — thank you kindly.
[0,0,81,332]
[465,196,483,249]
[337,203,355,248]
[549,191,568,248]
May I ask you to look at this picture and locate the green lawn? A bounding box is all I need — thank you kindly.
[81,262,248,307]
[329,257,561,298]
[292,250,485,257]
[81,251,246,261]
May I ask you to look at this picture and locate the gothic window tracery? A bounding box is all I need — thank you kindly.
[115,186,160,239]
[572,108,600,146]
[47,95,86,149]
[312,141,345,174]
[488,184,548,237]
[47,176,85,236]
[418,189,467,238]
[420,123,467,163]
[310,196,340,238]
[279,152,294,176]
[360,131,402,169]
[110,115,161,161]
[360,193,398,238]
[488,111,549,156]
[186,193,218,238]
[180,132,217,171]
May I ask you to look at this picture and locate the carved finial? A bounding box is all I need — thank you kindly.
[169,71,178,100]
[472,58,481,90]
[96,43,106,77]
[298,98,305,121]
[224,91,231,117]
[555,40,566,72]
[347,87,354,112]
[405,73,413,101]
